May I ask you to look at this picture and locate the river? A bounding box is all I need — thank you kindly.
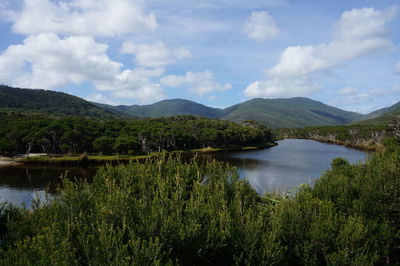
[0,139,368,206]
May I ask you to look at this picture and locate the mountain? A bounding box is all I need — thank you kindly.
[98,99,224,118]
[357,101,400,125]
[0,85,115,118]
[98,97,364,128]
[362,101,400,120]
[1,85,367,127]
[219,98,364,128]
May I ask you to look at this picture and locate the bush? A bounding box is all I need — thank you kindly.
[0,152,399,265]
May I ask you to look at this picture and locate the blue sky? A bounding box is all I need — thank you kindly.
[0,0,399,113]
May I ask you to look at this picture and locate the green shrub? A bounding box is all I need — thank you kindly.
[0,152,399,265]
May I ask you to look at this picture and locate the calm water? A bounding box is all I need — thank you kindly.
[199,139,368,195]
[0,139,367,206]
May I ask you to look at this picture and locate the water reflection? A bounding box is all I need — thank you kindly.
[0,139,368,206]
[199,139,368,195]
[0,165,98,206]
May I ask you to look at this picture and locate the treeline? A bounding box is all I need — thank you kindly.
[0,112,274,155]
[275,124,390,150]
[0,147,399,265]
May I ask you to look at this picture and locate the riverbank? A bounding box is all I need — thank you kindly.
[15,143,277,166]
[0,157,22,166]
[285,137,382,152]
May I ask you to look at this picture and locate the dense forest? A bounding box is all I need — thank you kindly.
[0,112,274,155]
[0,144,399,265]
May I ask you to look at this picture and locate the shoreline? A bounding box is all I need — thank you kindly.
[10,143,277,166]
[284,137,380,152]
[0,157,23,166]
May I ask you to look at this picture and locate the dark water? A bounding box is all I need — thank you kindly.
[0,139,367,206]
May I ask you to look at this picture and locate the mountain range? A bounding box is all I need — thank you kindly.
[1,85,399,128]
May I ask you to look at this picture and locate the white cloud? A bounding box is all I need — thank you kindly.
[9,0,157,36]
[243,11,279,42]
[244,77,319,98]
[0,33,121,89]
[0,33,167,103]
[268,7,395,78]
[337,87,359,95]
[245,7,396,99]
[161,70,232,96]
[86,93,117,105]
[112,83,165,103]
[96,68,166,103]
[121,41,191,68]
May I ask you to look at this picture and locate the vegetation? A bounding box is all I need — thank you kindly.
[94,99,224,118]
[0,85,115,118]
[0,146,399,265]
[103,97,366,128]
[220,97,364,128]
[357,110,400,125]
[278,124,389,151]
[361,101,400,121]
[3,85,379,128]
[0,112,274,156]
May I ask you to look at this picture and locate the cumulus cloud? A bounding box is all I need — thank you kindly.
[268,7,395,77]
[8,0,157,36]
[86,93,117,105]
[245,7,396,98]
[0,33,121,89]
[0,33,166,103]
[243,11,279,42]
[121,41,191,68]
[96,68,166,103]
[161,71,232,96]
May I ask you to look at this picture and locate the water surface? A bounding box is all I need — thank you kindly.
[0,139,367,206]
[199,139,368,195]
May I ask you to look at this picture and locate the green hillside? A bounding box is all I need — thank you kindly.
[220,98,364,128]
[0,85,115,118]
[1,85,368,128]
[117,99,224,118]
[355,101,400,125]
[357,110,400,125]
[363,101,400,120]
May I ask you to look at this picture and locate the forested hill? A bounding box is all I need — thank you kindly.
[94,99,224,118]
[219,97,364,128]
[0,85,115,118]
[98,97,365,128]
[1,85,368,127]
[356,101,400,125]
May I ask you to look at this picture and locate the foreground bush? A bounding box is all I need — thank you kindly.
[0,152,399,265]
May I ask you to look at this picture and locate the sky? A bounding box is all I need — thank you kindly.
[0,0,399,114]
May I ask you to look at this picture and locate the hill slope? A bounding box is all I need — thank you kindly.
[0,85,115,118]
[1,85,367,127]
[219,98,364,128]
[357,101,400,125]
[108,99,224,118]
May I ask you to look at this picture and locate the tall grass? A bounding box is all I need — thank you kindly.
[0,151,399,265]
